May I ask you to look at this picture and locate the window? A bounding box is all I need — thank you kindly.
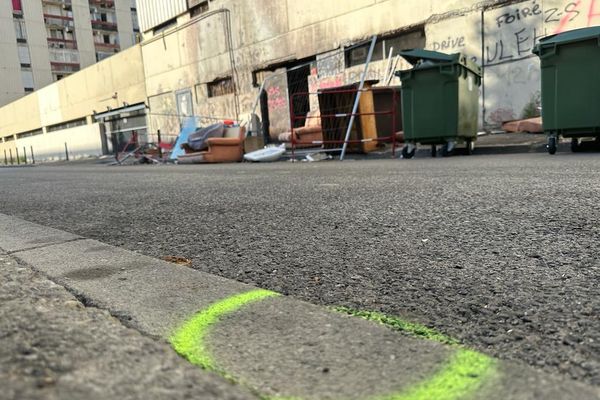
[14,20,27,41]
[49,29,64,39]
[20,69,34,90]
[46,118,87,133]
[16,129,42,139]
[345,28,426,68]
[131,10,139,31]
[207,77,234,98]
[18,44,31,66]
[189,1,209,18]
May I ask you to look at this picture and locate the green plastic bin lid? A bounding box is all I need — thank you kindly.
[398,49,458,65]
[533,26,600,54]
[397,49,481,76]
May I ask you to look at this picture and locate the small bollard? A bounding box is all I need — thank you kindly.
[15,148,20,165]
[64,142,69,161]
[30,146,35,164]
[9,149,13,165]
[23,146,27,164]
[157,129,163,160]
[3,149,6,165]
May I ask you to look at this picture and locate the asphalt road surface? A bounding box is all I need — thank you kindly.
[1,153,599,387]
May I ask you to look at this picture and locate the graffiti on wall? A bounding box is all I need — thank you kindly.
[425,0,600,126]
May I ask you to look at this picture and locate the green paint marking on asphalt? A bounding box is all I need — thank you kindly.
[336,307,497,400]
[334,307,460,346]
[172,297,495,400]
[170,288,279,372]
[376,349,497,400]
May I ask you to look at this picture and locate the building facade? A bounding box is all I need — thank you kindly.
[1,0,599,163]
[0,0,140,106]
[135,0,599,136]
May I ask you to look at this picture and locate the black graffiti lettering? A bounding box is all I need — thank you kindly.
[499,40,513,61]
[486,40,513,63]
[565,2,581,21]
[486,42,500,63]
[515,28,531,56]
[496,14,508,28]
[545,8,560,23]
[532,2,542,15]
[522,7,532,18]
[431,36,465,51]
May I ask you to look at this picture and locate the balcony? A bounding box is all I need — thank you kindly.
[49,48,79,64]
[91,19,118,32]
[44,14,75,30]
[94,41,119,50]
[89,0,115,8]
[47,37,78,50]
[50,62,80,74]
[42,0,72,5]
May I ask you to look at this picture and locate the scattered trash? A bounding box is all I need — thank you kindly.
[305,153,333,162]
[162,256,192,267]
[244,144,286,162]
[501,117,543,133]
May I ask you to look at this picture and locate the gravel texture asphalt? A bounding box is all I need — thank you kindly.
[0,252,256,400]
[0,153,599,387]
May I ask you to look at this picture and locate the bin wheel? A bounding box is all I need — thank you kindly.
[442,142,454,157]
[465,139,475,156]
[547,136,557,155]
[571,138,580,153]
[401,145,416,159]
[431,145,437,157]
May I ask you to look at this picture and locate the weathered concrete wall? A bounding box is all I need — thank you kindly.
[426,0,600,126]
[0,123,103,162]
[3,0,599,149]
[146,0,589,135]
[0,45,146,161]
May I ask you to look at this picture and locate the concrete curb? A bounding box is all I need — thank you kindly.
[1,213,598,400]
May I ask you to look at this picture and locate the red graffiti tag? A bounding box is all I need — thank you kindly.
[588,0,600,25]
[555,0,582,33]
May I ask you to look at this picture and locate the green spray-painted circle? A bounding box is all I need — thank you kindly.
[169,289,497,400]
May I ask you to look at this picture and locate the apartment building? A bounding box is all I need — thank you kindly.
[0,0,140,106]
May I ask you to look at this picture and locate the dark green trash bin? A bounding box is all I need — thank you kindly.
[533,27,600,155]
[396,49,481,158]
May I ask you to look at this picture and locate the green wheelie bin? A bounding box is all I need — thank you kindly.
[396,49,482,158]
[533,26,600,155]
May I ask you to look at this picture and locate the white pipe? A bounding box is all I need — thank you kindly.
[340,35,377,161]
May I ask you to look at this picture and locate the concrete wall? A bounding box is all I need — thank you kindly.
[73,0,97,68]
[0,123,103,163]
[3,0,599,157]
[425,0,600,126]
[0,45,147,162]
[138,0,600,134]
[0,1,24,106]
[22,0,53,89]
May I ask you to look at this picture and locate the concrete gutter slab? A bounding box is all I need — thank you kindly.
[0,213,81,253]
